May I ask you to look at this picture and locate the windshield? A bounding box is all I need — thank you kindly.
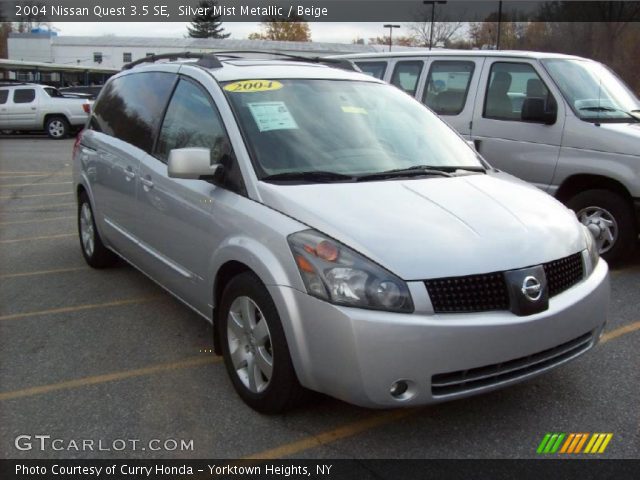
[223,79,482,180]
[542,59,640,122]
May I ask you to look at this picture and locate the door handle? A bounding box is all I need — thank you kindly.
[140,176,154,191]
[124,166,136,181]
[31,107,36,110]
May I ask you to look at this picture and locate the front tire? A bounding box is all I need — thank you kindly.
[567,189,636,263]
[78,192,118,268]
[218,272,306,413]
[45,116,69,139]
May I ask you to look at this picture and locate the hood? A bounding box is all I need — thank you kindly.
[258,173,585,280]
[564,116,640,157]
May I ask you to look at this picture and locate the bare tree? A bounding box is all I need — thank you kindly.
[408,21,464,48]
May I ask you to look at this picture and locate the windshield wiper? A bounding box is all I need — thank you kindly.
[261,171,356,184]
[356,165,484,182]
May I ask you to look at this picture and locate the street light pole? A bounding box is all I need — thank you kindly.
[496,0,503,50]
[423,1,447,50]
[382,24,400,52]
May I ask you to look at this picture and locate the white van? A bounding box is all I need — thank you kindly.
[335,51,640,262]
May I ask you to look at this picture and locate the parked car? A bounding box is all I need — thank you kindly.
[73,53,609,413]
[335,51,640,262]
[0,82,92,138]
[59,85,103,100]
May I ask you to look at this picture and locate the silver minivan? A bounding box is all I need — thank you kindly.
[337,51,640,263]
[73,53,609,413]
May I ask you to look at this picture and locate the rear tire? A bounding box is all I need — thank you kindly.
[218,272,307,413]
[78,192,118,268]
[45,116,69,139]
[567,189,636,264]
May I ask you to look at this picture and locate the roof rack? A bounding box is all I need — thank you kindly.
[122,52,222,70]
[121,50,361,73]
[210,50,362,72]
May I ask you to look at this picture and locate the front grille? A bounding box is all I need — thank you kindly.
[424,272,509,313]
[543,253,584,297]
[431,332,593,397]
[425,253,584,314]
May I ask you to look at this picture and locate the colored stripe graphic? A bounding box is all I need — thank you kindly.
[537,433,613,454]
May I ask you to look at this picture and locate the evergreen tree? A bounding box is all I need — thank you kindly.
[187,1,230,39]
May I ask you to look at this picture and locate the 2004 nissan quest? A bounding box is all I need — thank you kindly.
[73,53,609,413]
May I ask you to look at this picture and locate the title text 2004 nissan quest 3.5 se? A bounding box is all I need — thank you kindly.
[73,53,609,413]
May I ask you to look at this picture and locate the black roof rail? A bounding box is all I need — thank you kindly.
[211,50,362,72]
[122,51,222,70]
[120,50,361,73]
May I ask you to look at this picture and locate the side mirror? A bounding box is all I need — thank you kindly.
[167,147,222,180]
[521,98,556,125]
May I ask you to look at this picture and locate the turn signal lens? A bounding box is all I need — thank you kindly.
[295,255,315,273]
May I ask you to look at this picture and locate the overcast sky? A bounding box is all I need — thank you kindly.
[52,22,395,43]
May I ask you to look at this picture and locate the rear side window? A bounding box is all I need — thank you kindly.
[390,61,424,96]
[0,90,7,104]
[355,61,387,80]
[423,61,475,115]
[90,72,175,153]
[13,89,35,103]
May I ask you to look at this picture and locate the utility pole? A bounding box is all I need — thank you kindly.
[383,24,400,51]
[496,0,503,49]
[423,1,447,50]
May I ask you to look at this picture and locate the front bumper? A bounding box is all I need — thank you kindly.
[268,259,609,408]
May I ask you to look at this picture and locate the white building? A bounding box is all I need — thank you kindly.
[8,32,423,70]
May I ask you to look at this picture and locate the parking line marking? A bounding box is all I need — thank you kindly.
[0,191,72,199]
[0,266,87,279]
[0,356,221,401]
[0,295,161,321]
[0,181,73,187]
[600,321,640,343]
[242,409,417,459]
[0,215,74,225]
[0,233,75,244]
[3,202,76,212]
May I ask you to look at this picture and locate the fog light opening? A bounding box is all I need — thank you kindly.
[389,380,416,401]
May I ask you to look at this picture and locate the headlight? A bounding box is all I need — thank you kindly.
[582,224,599,275]
[288,230,414,313]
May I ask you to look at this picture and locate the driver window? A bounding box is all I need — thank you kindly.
[484,62,555,121]
[156,78,245,194]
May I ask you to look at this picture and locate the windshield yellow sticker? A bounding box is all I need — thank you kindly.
[224,80,283,93]
[341,106,368,114]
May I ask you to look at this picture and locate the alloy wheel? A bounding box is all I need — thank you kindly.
[577,206,618,254]
[226,296,273,393]
[79,203,95,257]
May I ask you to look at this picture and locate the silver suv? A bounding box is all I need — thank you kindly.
[73,53,609,413]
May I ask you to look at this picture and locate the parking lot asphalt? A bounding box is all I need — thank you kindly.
[0,135,638,460]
